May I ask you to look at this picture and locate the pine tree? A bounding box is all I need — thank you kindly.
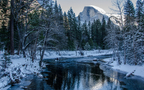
[63,12,70,31]
[67,7,77,40]
[87,21,92,49]
[81,21,89,49]
[124,0,135,26]
[88,38,93,49]
[91,19,101,49]
[58,5,63,22]
[84,42,91,50]
[136,0,143,24]
[106,18,111,29]
[54,0,58,14]
[67,7,78,50]
[134,0,144,64]
[124,0,143,65]
[76,15,82,49]
[100,17,106,49]
[88,21,91,38]
[56,4,67,50]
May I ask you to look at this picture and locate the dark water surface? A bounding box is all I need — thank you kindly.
[44,63,121,90]
[41,55,127,90]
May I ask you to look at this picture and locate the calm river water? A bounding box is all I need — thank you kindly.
[9,55,144,90]
[40,55,128,90]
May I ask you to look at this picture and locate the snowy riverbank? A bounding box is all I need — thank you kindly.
[103,58,144,78]
[0,50,144,89]
[0,54,41,90]
[0,50,112,90]
[41,50,112,59]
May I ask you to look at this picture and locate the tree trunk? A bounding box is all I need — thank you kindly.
[39,49,45,67]
[10,0,14,55]
[32,38,38,62]
[39,31,48,67]
[22,49,26,58]
[17,41,21,55]
[124,39,126,64]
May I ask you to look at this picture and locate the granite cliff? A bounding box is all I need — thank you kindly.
[79,5,109,23]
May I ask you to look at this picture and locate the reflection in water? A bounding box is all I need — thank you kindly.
[43,62,124,90]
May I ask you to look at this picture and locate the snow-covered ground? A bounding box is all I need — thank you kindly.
[0,50,112,89]
[0,52,42,90]
[0,50,144,89]
[103,58,144,78]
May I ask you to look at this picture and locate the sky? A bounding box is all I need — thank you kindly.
[57,0,137,16]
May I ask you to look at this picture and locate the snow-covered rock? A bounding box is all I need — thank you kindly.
[93,58,99,61]
[125,70,136,77]
[79,5,109,23]
[38,74,43,78]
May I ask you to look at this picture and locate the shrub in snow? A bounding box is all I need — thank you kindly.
[84,42,91,50]
[10,55,21,59]
[9,67,23,84]
[79,51,84,56]
[56,51,61,56]
[2,54,12,68]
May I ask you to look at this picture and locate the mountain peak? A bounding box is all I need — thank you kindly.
[79,5,109,24]
[85,5,106,14]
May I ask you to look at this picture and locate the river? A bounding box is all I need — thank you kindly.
[9,55,144,90]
